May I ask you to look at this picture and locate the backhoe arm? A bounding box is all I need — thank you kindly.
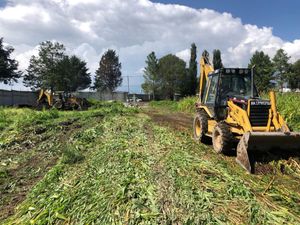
[199,52,214,103]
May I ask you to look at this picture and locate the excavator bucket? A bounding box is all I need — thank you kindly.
[236,132,300,173]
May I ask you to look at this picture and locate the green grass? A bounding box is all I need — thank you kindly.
[149,100,178,111]
[275,92,300,130]
[4,112,300,224]
[1,100,300,224]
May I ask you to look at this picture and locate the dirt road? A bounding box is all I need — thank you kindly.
[144,108,193,132]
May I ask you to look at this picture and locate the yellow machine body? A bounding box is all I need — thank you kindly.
[194,52,300,173]
[37,89,88,110]
[37,89,54,107]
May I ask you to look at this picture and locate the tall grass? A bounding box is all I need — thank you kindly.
[276,92,300,130]
[177,96,198,113]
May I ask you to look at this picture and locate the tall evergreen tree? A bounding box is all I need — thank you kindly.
[94,49,122,92]
[142,52,159,99]
[24,41,65,91]
[188,43,198,96]
[212,49,223,70]
[248,51,273,92]
[272,49,291,90]
[0,37,22,84]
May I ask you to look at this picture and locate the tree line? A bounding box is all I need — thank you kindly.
[142,45,225,99]
[249,49,300,92]
[142,45,300,99]
[0,38,122,92]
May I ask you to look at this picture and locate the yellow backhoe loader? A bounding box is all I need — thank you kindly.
[36,89,54,109]
[37,89,89,110]
[193,51,300,173]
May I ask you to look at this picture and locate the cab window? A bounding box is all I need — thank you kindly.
[205,75,218,104]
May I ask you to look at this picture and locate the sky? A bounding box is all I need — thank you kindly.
[152,0,300,42]
[0,0,300,93]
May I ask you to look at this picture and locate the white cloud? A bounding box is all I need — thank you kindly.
[176,49,190,64]
[0,0,300,92]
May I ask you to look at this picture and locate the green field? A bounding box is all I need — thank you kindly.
[0,95,300,224]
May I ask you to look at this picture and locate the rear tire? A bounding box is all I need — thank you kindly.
[193,111,209,143]
[212,122,233,154]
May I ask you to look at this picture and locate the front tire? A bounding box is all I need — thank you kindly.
[193,111,208,143]
[212,122,233,154]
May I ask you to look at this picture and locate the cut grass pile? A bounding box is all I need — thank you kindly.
[4,112,300,224]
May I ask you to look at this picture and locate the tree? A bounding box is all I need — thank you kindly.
[288,60,300,90]
[94,49,122,92]
[212,49,223,70]
[56,55,91,92]
[24,41,65,91]
[0,37,22,84]
[248,51,273,92]
[142,52,159,99]
[158,54,186,99]
[272,49,291,90]
[187,43,198,96]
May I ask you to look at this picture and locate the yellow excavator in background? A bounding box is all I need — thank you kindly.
[37,89,89,110]
[36,89,53,109]
[193,51,300,173]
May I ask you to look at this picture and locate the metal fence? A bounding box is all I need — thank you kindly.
[75,91,128,102]
[0,89,38,106]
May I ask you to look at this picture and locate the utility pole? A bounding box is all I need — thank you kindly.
[152,79,155,101]
[127,76,130,94]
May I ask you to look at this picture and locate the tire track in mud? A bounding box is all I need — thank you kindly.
[143,124,175,223]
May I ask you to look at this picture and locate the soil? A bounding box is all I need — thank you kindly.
[144,109,193,132]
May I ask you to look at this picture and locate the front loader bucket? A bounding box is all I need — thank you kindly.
[236,132,300,173]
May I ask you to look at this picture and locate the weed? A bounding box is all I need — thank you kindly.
[61,146,85,164]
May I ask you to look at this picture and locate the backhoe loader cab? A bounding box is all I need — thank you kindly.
[194,53,300,173]
[201,68,259,120]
